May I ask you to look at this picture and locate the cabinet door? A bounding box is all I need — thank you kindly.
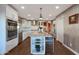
[6,6,18,21]
[14,11,18,21]
[23,32,26,40]
[18,32,22,44]
[11,9,18,21]
[6,6,12,19]
[6,38,18,53]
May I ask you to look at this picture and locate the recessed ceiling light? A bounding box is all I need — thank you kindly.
[27,14,31,17]
[55,6,60,9]
[49,14,52,17]
[21,6,25,9]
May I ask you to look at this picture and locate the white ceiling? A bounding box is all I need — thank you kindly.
[12,4,73,20]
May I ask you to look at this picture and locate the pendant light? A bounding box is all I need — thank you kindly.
[39,8,43,20]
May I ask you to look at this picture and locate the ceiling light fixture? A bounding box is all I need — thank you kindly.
[49,14,52,17]
[55,6,60,9]
[27,14,31,17]
[39,8,43,20]
[21,6,25,9]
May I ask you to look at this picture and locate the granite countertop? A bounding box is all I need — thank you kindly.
[30,31,52,37]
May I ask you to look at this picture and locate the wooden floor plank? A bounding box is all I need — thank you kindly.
[6,37,74,55]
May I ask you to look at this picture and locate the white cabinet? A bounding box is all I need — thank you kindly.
[6,6,18,21]
[31,36,45,55]
[6,38,18,53]
[23,32,27,40]
[6,6,12,19]
[6,5,18,53]
[11,9,18,21]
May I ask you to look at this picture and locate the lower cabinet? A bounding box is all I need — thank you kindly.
[23,32,27,41]
[18,32,23,44]
[6,38,18,53]
[45,37,54,54]
[22,32,30,41]
[31,36,45,55]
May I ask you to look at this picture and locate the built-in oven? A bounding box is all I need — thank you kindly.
[7,19,17,41]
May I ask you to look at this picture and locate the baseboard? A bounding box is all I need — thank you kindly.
[57,40,79,55]
[63,43,79,55]
[5,36,30,55]
[57,40,63,45]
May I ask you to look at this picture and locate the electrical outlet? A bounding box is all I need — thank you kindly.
[70,42,72,47]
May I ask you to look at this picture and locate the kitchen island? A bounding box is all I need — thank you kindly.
[30,32,54,55]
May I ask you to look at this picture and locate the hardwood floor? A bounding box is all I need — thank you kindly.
[6,37,31,55]
[6,37,75,55]
[53,40,74,55]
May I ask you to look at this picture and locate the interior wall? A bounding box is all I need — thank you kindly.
[64,5,79,53]
[56,15,64,43]
[21,20,32,32]
[56,4,79,54]
[0,5,6,54]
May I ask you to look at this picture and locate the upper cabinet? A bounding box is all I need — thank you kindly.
[6,6,18,21]
[31,20,39,26]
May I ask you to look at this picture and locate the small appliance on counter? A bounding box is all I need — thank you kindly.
[31,36,45,55]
